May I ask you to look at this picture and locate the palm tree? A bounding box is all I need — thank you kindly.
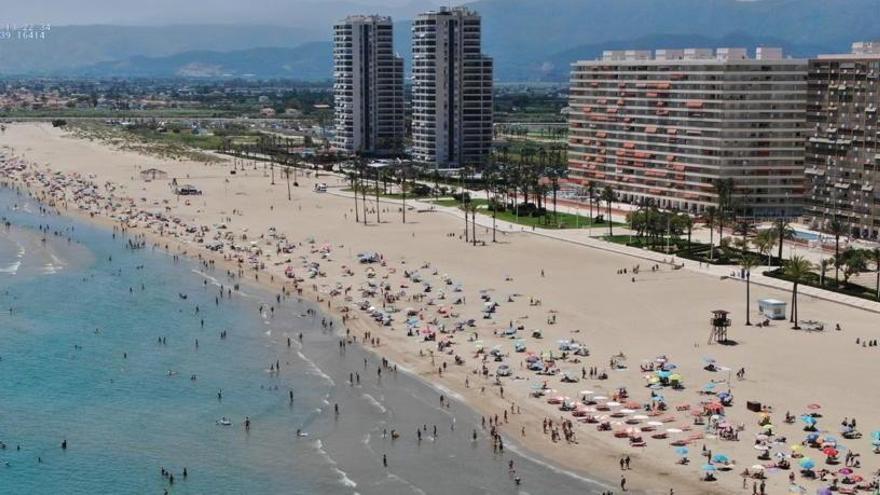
[601,185,616,236]
[546,151,568,225]
[819,258,833,288]
[773,218,795,265]
[398,161,409,224]
[683,214,694,253]
[754,229,777,266]
[871,248,880,300]
[784,255,814,329]
[835,247,868,285]
[712,178,734,244]
[482,157,500,242]
[586,181,596,226]
[348,168,360,224]
[827,218,847,285]
[733,220,755,252]
[702,206,718,261]
[740,255,760,326]
[460,166,470,242]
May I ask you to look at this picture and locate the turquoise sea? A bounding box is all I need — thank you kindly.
[0,186,606,494]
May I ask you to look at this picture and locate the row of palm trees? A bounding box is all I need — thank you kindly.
[743,246,880,330]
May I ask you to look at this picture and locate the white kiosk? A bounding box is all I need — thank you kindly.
[758,299,787,320]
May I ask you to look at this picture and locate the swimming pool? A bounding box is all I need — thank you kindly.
[793,230,820,241]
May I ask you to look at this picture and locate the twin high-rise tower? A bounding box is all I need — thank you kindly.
[332,15,405,157]
[333,7,494,168]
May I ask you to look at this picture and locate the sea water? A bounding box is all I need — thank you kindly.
[0,186,607,495]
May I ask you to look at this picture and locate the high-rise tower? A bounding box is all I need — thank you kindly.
[333,15,405,156]
[411,7,493,168]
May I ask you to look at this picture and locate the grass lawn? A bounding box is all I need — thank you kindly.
[603,235,697,253]
[764,268,880,303]
[432,199,618,230]
[341,188,432,200]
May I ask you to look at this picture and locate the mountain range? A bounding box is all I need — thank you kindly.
[1,0,879,81]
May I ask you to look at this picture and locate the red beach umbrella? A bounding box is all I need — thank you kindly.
[822,447,839,457]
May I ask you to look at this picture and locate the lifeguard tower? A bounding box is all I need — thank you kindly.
[709,309,731,344]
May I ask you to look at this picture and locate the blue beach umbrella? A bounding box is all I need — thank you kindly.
[799,458,816,470]
[657,370,672,379]
[675,447,689,456]
[805,433,820,442]
[800,415,817,426]
[712,454,730,463]
[702,464,717,472]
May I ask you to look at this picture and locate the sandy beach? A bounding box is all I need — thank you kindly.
[2,122,880,495]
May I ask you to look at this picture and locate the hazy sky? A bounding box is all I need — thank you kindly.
[4,0,445,26]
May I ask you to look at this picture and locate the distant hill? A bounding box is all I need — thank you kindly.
[1,0,879,81]
[68,43,333,80]
[0,24,324,75]
[469,0,880,80]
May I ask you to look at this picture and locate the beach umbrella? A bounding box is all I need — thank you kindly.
[632,414,649,421]
[657,370,672,379]
[822,447,838,458]
[806,403,821,410]
[666,428,683,434]
[675,447,689,456]
[815,488,832,495]
[800,415,817,426]
[702,464,717,472]
[838,468,853,475]
[805,433,820,443]
[593,395,608,401]
[618,408,635,414]
[712,454,730,463]
[790,444,803,452]
[580,390,595,396]
[669,373,682,382]
[703,382,716,390]
[799,458,816,470]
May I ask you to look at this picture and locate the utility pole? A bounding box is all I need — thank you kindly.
[375,166,381,224]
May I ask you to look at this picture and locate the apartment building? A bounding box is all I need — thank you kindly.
[804,41,880,240]
[568,47,807,217]
[411,7,493,168]
[333,15,405,156]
